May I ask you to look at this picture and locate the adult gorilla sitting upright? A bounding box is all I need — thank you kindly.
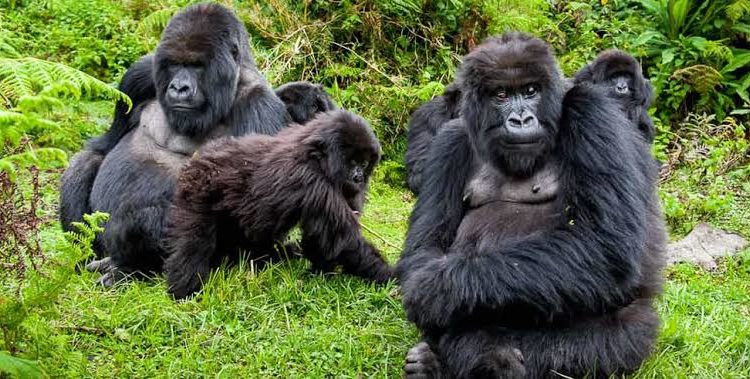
[59,3,287,285]
[397,33,666,378]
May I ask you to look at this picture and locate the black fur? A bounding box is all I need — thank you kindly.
[59,3,287,285]
[574,50,655,142]
[164,110,392,299]
[397,33,665,378]
[404,83,461,194]
[275,81,337,125]
[59,55,156,233]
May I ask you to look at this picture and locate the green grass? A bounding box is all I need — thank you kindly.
[9,174,748,377]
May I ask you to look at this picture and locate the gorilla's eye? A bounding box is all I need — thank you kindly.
[362,161,369,169]
[497,89,509,101]
[524,85,537,97]
[231,44,240,60]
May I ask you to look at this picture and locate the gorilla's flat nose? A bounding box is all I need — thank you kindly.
[507,110,537,129]
[616,82,628,94]
[168,81,192,101]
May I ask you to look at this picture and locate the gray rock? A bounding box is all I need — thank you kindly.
[666,223,748,270]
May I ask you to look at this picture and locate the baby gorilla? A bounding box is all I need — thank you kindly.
[275,81,337,125]
[165,110,392,299]
[574,50,655,142]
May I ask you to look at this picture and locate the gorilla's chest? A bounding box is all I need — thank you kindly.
[456,163,563,243]
[130,101,231,175]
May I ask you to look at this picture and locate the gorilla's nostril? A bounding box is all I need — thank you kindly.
[507,113,523,128]
[522,115,536,128]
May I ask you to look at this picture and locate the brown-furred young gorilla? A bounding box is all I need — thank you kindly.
[574,50,656,142]
[164,110,392,300]
[59,3,287,286]
[397,33,665,378]
[275,81,337,125]
[404,83,461,194]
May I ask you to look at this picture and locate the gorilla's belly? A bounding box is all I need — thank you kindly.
[456,201,562,244]
[455,161,563,245]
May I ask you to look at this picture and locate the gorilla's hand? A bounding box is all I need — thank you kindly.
[401,243,507,331]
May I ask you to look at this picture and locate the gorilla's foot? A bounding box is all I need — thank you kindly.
[469,347,525,379]
[85,257,113,273]
[405,341,443,379]
[95,268,133,287]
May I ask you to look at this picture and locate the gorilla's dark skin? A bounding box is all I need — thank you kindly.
[574,50,655,142]
[404,83,461,194]
[397,33,665,378]
[164,110,392,299]
[59,3,287,285]
[275,81,337,125]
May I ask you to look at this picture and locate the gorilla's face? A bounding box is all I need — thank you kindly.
[457,33,565,177]
[312,112,380,213]
[609,73,632,96]
[153,3,250,139]
[154,43,240,139]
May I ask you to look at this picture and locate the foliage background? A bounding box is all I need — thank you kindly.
[0,0,749,377]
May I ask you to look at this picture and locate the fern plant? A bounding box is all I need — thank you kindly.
[635,0,750,120]
[0,50,130,176]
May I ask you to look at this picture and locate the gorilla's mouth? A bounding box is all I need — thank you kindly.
[171,104,197,112]
[501,139,542,150]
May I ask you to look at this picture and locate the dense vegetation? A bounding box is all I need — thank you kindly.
[1,0,749,377]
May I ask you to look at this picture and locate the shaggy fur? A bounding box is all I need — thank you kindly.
[59,3,287,285]
[397,33,666,378]
[165,110,392,299]
[275,81,337,125]
[574,50,655,142]
[404,83,461,194]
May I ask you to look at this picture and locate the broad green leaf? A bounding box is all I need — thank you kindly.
[0,351,44,379]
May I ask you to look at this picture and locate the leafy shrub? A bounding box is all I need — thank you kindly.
[634,0,750,122]
[0,167,107,377]
[659,112,749,234]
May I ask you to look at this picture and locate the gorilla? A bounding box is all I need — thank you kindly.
[574,50,655,142]
[164,110,392,299]
[396,33,666,378]
[275,81,337,125]
[404,83,461,193]
[59,3,287,285]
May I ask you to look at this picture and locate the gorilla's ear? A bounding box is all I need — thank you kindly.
[307,136,327,161]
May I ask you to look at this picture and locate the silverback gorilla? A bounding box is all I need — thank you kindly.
[397,33,666,378]
[164,110,392,299]
[59,3,287,285]
[574,49,656,142]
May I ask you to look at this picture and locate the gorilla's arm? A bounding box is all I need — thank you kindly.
[228,81,287,136]
[300,181,392,282]
[87,55,156,153]
[400,87,655,331]
[396,119,472,281]
[60,55,155,233]
[404,86,461,193]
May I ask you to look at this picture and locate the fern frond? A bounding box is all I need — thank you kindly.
[136,8,178,37]
[726,0,750,21]
[671,64,724,93]
[0,58,130,107]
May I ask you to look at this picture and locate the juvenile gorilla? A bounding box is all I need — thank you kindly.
[574,50,655,142]
[165,110,393,299]
[59,3,287,285]
[397,33,665,378]
[404,84,461,193]
[275,81,337,125]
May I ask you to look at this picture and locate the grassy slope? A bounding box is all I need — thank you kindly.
[24,173,750,378]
